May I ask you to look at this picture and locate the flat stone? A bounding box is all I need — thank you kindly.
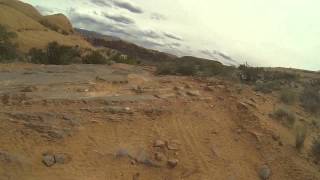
[154,140,166,148]
[186,90,200,97]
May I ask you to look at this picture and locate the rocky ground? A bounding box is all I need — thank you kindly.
[0,63,319,180]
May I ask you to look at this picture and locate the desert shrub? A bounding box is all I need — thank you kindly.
[82,51,110,64]
[272,107,295,127]
[280,89,296,105]
[239,63,264,82]
[46,42,80,65]
[295,126,307,151]
[300,87,320,114]
[264,71,299,82]
[254,81,281,93]
[0,25,18,61]
[156,63,177,75]
[175,62,197,76]
[28,48,48,64]
[28,42,80,65]
[111,53,139,65]
[312,136,320,160]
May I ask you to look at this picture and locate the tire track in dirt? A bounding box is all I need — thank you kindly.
[172,111,210,176]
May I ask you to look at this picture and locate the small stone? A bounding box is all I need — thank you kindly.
[54,153,70,164]
[133,173,140,180]
[154,152,166,161]
[42,155,55,167]
[167,141,179,150]
[21,86,37,92]
[237,129,242,134]
[259,165,271,180]
[115,148,129,158]
[185,84,192,89]
[154,140,166,148]
[272,134,280,141]
[186,90,200,97]
[204,86,214,91]
[167,159,178,168]
[217,85,225,89]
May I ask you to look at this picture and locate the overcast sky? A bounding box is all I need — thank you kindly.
[22,0,320,70]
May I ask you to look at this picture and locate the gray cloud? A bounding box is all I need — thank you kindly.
[103,13,135,24]
[35,5,54,15]
[150,13,166,21]
[69,11,130,36]
[164,33,182,41]
[140,30,162,39]
[90,0,111,7]
[113,1,143,14]
[200,49,238,64]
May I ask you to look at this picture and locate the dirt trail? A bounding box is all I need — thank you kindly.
[0,64,319,180]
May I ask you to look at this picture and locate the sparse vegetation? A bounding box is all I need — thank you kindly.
[254,81,281,93]
[39,19,60,32]
[272,107,296,127]
[29,42,80,65]
[280,89,297,105]
[28,48,48,64]
[300,86,320,114]
[295,126,307,151]
[312,136,320,160]
[239,63,263,82]
[0,25,18,61]
[156,58,235,77]
[111,54,139,65]
[82,51,110,64]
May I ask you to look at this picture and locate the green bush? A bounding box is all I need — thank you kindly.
[0,25,18,61]
[29,42,80,65]
[175,62,197,76]
[28,48,48,64]
[82,51,110,64]
[280,89,296,105]
[300,87,320,114]
[272,107,295,127]
[46,42,80,65]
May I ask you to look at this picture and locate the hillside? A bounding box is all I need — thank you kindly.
[0,0,92,52]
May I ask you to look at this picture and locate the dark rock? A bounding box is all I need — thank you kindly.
[42,155,55,167]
